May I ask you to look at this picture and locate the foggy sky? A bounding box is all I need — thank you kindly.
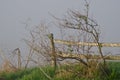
[0,0,120,53]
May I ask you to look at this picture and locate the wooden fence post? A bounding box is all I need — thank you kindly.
[48,33,57,70]
[18,48,21,69]
[13,48,21,69]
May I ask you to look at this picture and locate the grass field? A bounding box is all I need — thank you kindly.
[0,62,120,80]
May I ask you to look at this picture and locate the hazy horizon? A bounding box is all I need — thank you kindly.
[0,0,120,55]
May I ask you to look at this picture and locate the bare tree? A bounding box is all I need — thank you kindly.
[55,0,105,65]
[50,1,108,78]
[24,0,107,79]
[24,23,52,67]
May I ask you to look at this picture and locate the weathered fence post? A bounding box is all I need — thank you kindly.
[14,48,21,69]
[17,48,21,69]
[48,33,57,71]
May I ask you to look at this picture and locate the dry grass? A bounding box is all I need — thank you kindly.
[55,69,73,79]
[1,60,17,73]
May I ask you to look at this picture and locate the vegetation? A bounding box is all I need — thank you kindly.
[0,0,120,80]
[0,62,120,80]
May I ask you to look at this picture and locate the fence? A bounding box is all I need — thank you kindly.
[48,33,120,67]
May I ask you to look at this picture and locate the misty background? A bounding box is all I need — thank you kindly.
[0,0,120,58]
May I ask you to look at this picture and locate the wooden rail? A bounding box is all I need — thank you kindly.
[56,52,120,60]
[53,39,120,60]
[48,34,120,64]
[54,39,120,47]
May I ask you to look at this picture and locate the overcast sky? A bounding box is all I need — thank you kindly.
[0,0,120,53]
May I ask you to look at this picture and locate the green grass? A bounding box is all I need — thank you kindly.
[0,62,120,80]
[0,66,55,80]
[107,62,120,80]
